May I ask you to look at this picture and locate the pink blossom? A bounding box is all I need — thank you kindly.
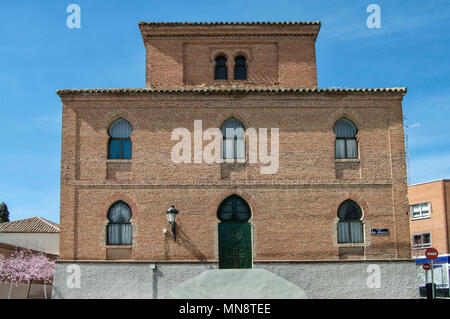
[0,254,5,279]
[0,249,55,286]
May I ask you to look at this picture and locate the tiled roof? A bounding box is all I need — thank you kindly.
[0,217,59,233]
[57,87,407,96]
[139,21,321,26]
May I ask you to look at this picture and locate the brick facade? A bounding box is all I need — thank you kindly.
[139,22,319,89]
[408,180,450,258]
[57,22,411,262]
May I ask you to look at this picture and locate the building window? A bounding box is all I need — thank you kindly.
[221,118,245,160]
[410,202,431,220]
[234,55,247,80]
[107,201,132,245]
[337,200,364,243]
[412,232,432,249]
[334,118,358,159]
[108,118,132,159]
[214,55,228,80]
[217,195,251,222]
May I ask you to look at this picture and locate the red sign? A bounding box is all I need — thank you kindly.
[423,262,431,270]
[425,248,439,260]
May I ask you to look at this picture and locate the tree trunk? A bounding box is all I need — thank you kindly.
[26,281,32,299]
[8,282,13,299]
[43,282,47,299]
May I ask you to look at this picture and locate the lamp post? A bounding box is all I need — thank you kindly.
[166,205,179,241]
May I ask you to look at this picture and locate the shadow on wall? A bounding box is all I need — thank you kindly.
[172,224,208,262]
[0,281,52,299]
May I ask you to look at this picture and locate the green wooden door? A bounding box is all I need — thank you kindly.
[218,222,252,269]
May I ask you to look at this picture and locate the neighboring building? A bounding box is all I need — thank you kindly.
[0,217,59,255]
[408,179,450,297]
[0,217,59,298]
[52,21,417,299]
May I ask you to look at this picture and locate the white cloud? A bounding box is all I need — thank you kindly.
[407,122,420,128]
[404,92,450,151]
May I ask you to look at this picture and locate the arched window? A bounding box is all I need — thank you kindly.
[334,118,358,159]
[217,195,251,222]
[108,118,132,159]
[234,55,247,80]
[337,200,363,243]
[107,201,132,245]
[214,55,228,80]
[221,118,245,160]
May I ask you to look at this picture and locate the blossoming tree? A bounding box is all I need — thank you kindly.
[0,249,55,299]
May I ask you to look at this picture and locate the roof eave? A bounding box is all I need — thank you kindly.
[138,21,321,26]
[56,87,407,97]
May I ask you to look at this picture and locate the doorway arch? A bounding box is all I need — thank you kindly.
[217,195,252,269]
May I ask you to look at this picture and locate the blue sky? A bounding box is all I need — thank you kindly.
[0,0,449,223]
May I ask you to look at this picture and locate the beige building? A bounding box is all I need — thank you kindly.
[0,217,59,255]
[0,217,59,298]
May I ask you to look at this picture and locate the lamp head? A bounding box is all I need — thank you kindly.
[166,205,178,224]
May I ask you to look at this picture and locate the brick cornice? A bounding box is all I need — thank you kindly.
[138,21,321,40]
[141,32,319,38]
[138,21,321,26]
[57,87,407,95]
[68,180,396,188]
[57,87,407,103]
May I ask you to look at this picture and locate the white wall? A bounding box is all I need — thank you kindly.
[52,261,419,299]
[0,233,59,255]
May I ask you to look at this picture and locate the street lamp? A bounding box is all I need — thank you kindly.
[166,205,179,241]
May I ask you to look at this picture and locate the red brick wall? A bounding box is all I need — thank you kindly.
[140,23,319,89]
[58,90,410,261]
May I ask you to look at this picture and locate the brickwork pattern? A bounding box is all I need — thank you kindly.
[58,22,410,262]
[59,91,410,261]
[140,23,319,89]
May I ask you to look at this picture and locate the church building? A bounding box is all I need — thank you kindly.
[53,21,418,299]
